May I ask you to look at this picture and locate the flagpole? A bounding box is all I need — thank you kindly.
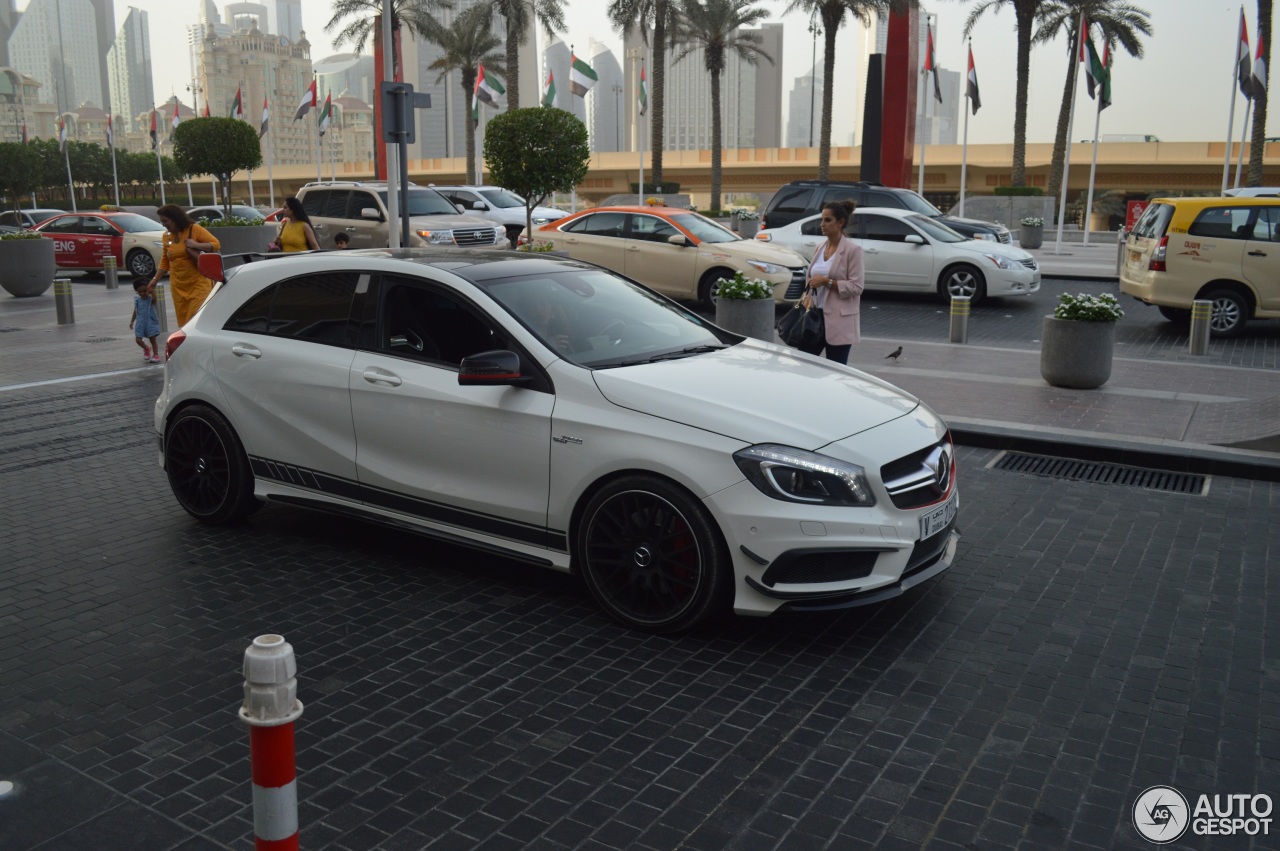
[267,120,275,208]
[959,44,971,219]
[1234,96,1253,189]
[156,144,166,206]
[329,123,337,182]
[1223,7,1246,193]
[1054,13,1086,255]
[314,104,322,185]
[916,70,928,197]
[109,124,120,207]
[62,135,76,212]
[1083,98,1103,246]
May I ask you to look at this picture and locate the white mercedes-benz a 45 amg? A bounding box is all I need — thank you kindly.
[155,249,959,632]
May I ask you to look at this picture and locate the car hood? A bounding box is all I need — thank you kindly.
[591,339,919,448]
[697,238,808,268]
[946,238,1032,261]
[531,206,568,219]
[408,213,497,229]
[937,214,1008,233]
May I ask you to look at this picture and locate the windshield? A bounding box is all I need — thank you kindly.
[479,188,525,209]
[376,189,457,216]
[112,214,164,233]
[905,214,966,243]
[480,269,730,368]
[898,192,944,216]
[669,213,739,244]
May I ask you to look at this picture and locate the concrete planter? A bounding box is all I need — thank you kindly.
[207,224,277,258]
[1040,316,1116,389]
[1019,224,1044,249]
[0,237,56,298]
[735,217,759,238]
[715,297,775,342]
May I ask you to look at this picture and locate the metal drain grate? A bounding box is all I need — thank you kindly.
[991,451,1208,495]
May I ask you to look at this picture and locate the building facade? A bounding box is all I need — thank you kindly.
[315,53,375,107]
[8,0,104,113]
[224,2,270,33]
[587,40,623,153]
[784,71,823,149]
[273,0,303,44]
[107,8,153,134]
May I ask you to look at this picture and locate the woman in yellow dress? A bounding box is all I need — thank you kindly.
[277,197,320,252]
[147,204,220,327]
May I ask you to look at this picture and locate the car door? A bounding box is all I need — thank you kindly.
[795,216,824,259]
[342,189,382,248]
[79,216,121,268]
[41,216,86,267]
[556,212,628,272]
[623,213,699,298]
[1183,206,1248,290]
[348,274,553,539]
[1242,205,1280,310]
[213,272,361,482]
[857,213,934,291]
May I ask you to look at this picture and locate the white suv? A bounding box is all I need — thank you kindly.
[431,184,568,245]
[296,181,507,250]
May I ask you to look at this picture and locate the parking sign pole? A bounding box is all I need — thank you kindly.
[383,1,400,249]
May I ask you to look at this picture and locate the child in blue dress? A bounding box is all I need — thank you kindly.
[130,278,162,363]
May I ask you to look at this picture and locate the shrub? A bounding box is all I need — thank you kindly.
[196,215,264,227]
[0,230,46,240]
[1053,292,1124,322]
[716,270,772,300]
[1020,216,1044,227]
[994,186,1045,196]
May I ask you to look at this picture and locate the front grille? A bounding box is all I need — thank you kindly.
[1020,257,1038,271]
[881,438,954,510]
[997,230,1013,244]
[785,267,806,300]
[452,227,498,247]
[761,550,879,586]
[905,517,956,573]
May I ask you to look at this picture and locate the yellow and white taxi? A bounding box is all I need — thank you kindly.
[1120,196,1280,336]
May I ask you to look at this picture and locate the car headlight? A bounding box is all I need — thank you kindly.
[416,229,454,244]
[746,260,786,275]
[494,227,505,240]
[973,232,998,241]
[532,217,549,225]
[982,253,1021,271]
[733,444,876,506]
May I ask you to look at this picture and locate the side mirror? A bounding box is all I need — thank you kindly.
[361,207,383,221]
[904,234,925,245]
[196,252,225,282]
[455,203,466,214]
[458,349,530,387]
[472,200,487,210]
[667,233,689,247]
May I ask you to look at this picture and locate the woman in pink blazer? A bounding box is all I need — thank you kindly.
[805,199,866,364]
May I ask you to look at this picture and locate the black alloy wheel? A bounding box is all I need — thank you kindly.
[577,475,728,633]
[165,404,258,524]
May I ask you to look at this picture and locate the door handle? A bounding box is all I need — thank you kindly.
[345,226,357,231]
[565,237,579,245]
[1249,250,1267,256]
[626,245,640,252]
[230,344,262,359]
[362,367,402,387]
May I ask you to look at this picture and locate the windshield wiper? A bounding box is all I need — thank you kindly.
[645,344,729,363]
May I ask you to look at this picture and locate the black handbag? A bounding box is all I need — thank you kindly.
[777,301,825,354]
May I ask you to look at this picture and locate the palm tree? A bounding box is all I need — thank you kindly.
[1248,0,1272,186]
[1034,0,1152,198]
[962,0,1051,187]
[607,0,680,184]
[671,0,773,212]
[782,1,911,180]
[486,0,566,110]
[419,5,506,184]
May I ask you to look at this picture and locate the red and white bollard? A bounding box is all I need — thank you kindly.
[240,634,304,851]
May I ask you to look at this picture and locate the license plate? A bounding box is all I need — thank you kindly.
[920,490,958,540]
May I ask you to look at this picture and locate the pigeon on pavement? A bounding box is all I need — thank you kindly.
[885,346,903,363]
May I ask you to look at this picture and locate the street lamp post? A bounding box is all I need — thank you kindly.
[610,83,622,152]
[808,10,818,148]
[186,82,208,204]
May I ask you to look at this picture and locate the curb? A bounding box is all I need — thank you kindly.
[949,417,1280,483]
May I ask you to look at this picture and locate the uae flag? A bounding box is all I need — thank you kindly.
[569,52,597,96]
[171,101,180,131]
[1085,37,1111,110]
[149,109,157,149]
[57,117,67,152]
[1237,9,1253,98]
[966,46,981,114]
[230,86,243,119]
[21,122,28,144]
[318,92,333,137]
[1252,36,1268,101]
[202,103,210,117]
[105,114,113,148]
[639,64,648,115]
[923,23,942,103]
[260,97,270,138]
[475,65,505,108]
[294,79,317,120]
[542,69,556,108]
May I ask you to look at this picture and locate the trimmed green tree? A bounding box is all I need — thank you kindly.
[0,142,39,211]
[171,117,263,213]
[483,107,589,246]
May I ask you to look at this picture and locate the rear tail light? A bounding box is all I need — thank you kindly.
[760,214,768,229]
[1149,236,1168,272]
[164,330,186,361]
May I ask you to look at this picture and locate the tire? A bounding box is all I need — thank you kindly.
[1157,305,1191,323]
[1204,288,1250,337]
[575,475,730,633]
[128,249,155,279]
[698,268,734,308]
[165,404,258,524]
[938,264,986,303]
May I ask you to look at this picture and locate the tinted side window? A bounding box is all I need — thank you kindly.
[564,212,627,238]
[1250,206,1280,241]
[1188,207,1253,240]
[377,279,498,366]
[628,214,679,242]
[300,190,329,217]
[800,218,823,236]
[862,215,915,242]
[821,188,856,208]
[47,216,83,233]
[224,273,358,345]
[767,187,816,213]
[320,190,353,219]
[349,191,381,219]
[865,190,905,209]
[1131,202,1173,239]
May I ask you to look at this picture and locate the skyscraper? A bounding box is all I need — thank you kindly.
[273,0,303,43]
[88,0,113,113]
[107,8,153,133]
[9,0,103,112]
[588,40,623,153]
[225,2,270,33]
[0,0,18,68]
[784,71,823,149]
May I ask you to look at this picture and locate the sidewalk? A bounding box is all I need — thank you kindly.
[3,268,1278,481]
